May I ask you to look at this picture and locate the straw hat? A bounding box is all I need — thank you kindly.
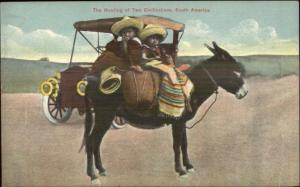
[139,24,167,42]
[111,16,144,36]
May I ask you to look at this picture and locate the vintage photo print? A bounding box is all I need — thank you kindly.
[1,1,299,186]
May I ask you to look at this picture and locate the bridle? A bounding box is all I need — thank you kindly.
[200,63,219,94]
[186,63,219,129]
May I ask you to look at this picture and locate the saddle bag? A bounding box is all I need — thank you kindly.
[122,70,160,111]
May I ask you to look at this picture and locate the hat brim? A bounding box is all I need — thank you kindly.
[111,18,144,36]
[139,27,167,42]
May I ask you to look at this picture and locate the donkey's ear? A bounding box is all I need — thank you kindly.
[212,41,227,59]
[212,41,222,53]
[204,43,216,55]
[212,41,218,48]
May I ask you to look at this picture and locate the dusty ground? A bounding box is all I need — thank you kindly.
[1,76,299,186]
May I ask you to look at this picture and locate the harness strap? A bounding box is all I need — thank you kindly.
[186,63,219,129]
[200,63,218,92]
[186,92,218,129]
[141,71,148,95]
[133,72,139,103]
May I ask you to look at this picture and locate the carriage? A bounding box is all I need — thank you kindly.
[39,15,185,125]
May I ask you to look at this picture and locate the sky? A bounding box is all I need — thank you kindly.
[1,1,299,62]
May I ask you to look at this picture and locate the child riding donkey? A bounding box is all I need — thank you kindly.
[90,16,144,126]
[139,24,194,119]
[91,16,144,73]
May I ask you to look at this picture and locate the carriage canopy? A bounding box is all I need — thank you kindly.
[73,15,185,33]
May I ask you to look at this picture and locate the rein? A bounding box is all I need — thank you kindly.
[186,63,219,129]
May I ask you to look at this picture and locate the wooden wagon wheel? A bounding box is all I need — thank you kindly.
[42,94,72,125]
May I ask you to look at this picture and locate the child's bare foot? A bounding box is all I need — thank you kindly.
[178,64,191,71]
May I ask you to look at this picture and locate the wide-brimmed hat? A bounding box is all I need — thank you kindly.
[111,16,144,36]
[139,24,168,42]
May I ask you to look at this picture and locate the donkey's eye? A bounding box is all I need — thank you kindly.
[234,71,241,77]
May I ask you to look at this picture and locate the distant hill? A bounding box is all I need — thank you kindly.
[1,55,299,93]
[177,55,299,78]
[1,58,68,93]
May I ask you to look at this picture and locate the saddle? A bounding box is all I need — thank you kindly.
[121,70,160,117]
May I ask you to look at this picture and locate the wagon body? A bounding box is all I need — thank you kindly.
[60,66,89,110]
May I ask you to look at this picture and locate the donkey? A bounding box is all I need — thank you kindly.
[82,42,248,183]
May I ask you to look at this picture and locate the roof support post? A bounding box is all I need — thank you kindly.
[173,31,179,64]
[78,31,100,53]
[69,30,78,67]
[97,32,100,56]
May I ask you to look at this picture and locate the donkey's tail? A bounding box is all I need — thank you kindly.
[78,94,93,153]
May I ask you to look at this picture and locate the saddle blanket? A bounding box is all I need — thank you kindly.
[159,72,194,118]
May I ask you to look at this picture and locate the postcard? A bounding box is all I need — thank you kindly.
[1,1,299,186]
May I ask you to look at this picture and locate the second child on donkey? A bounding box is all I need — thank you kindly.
[139,24,194,118]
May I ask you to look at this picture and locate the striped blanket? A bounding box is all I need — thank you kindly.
[159,72,194,118]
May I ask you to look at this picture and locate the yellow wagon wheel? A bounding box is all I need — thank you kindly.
[40,80,53,96]
[76,80,87,96]
[47,77,59,97]
[41,75,72,125]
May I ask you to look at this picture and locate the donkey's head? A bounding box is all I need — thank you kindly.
[201,42,248,99]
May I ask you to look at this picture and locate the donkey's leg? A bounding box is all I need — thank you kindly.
[93,106,115,176]
[172,123,187,176]
[84,96,98,181]
[86,135,98,180]
[181,126,194,172]
[93,129,109,176]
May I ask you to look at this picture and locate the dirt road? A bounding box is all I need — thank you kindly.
[1,76,299,186]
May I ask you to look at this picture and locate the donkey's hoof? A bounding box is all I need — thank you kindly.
[179,172,188,178]
[91,178,102,186]
[99,171,107,176]
[177,170,188,177]
[187,168,195,173]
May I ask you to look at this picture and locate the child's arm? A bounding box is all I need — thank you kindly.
[141,48,160,64]
[160,48,175,66]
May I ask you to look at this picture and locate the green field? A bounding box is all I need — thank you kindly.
[1,55,299,93]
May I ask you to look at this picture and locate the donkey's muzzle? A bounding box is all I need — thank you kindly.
[235,84,248,99]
